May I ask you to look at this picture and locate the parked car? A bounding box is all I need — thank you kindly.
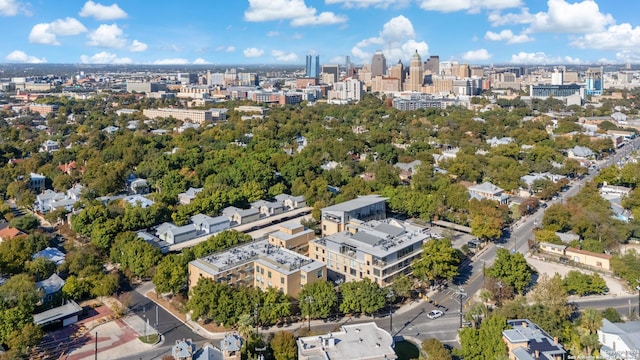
[427,310,444,319]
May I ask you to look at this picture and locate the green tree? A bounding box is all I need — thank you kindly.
[9,214,40,233]
[0,274,41,345]
[411,238,461,285]
[456,314,508,360]
[339,278,386,315]
[299,280,338,319]
[153,254,188,295]
[270,331,297,360]
[422,338,452,360]
[111,233,161,279]
[610,250,640,287]
[26,257,57,281]
[259,287,290,325]
[5,322,43,359]
[601,308,622,323]
[486,249,533,294]
[390,274,413,301]
[62,275,90,300]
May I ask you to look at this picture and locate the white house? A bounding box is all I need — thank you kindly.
[598,319,640,359]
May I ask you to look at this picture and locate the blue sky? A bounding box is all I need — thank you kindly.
[2,0,640,66]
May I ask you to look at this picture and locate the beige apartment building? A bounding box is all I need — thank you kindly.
[309,219,428,287]
[321,195,387,236]
[188,239,325,298]
[268,222,315,256]
[143,108,227,123]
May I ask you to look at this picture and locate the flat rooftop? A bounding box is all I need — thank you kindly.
[322,195,387,213]
[297,322,397,360]
[191,239,323,276]
[318,219,428,258]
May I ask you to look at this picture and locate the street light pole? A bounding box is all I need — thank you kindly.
[306,296,313,331]
[455,287,467,328]
[386,290,394,334]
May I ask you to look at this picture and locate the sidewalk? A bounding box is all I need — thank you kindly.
[145,287,438,340]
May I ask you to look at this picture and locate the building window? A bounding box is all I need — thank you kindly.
[373,269,380,276]
[317,269,323,278]
[323,225,326,231]
[280,277,284,284]
[350,268,356,276]
[268,271,272,278]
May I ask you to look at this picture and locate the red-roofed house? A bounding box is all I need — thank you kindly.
[0,227,26,242]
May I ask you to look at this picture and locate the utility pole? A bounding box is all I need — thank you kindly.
[94,332,98,360]
[155,305,159,336]
[386,290,394,334]
[254,304,259,337]
[305,296,313,331]
[454,287,467,328]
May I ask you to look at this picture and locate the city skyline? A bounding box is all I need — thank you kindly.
[1,0,640,66]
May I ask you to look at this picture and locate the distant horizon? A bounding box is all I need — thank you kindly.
[1,1,640,66]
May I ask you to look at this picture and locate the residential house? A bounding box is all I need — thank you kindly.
[33,247,66,266]
[502,319,567,360]
[598,319,640,359]
[394,160,422,182]
[122,195,155,208]
[36,273,65,304]
[486,137,515,147]
[432,147,459,166]
[567,145,594,159]
[178,187,203,205]
[190,214,230,234]
[40,140,60,153]
[171,334,242,360]
[129,178,150,195]
[251,199,285,218]
[297,323,397,360]
[102,126,120,134]
[0,227,26,242]
[158,224,199,245]
[468,182,509,204]
[521,173,567,188]
[33,300,83,328]
[538,243,612,270]
[221,206,260,226]
[29,173,46,191]
[274,193,306,210]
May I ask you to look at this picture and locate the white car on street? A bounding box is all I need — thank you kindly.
[427,310,444,319]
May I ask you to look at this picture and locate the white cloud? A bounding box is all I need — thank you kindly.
[0,0,29,16]
[271,50,298,62]
[571,23,640,51]
[87,24,127,48]
[351,15,428,63]
[193,58,210,64]
[129,39,147,52]
[266,31,280,37]
[29,17,88,45]
[79,1,127,20]
[5,50,46,63]
[491,0,614,33]
[484,29,533,44]
[461,48,492,62]
[80,51,131,64]
[245,0,347,27]
[418,0,522,13]
[153,58,190,65]
[325,0,411,9]
[215,45,236,52]
[243,47,264,58]
[510,51,583,64]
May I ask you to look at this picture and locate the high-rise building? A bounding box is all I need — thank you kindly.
[457,64,471,79]
[321,64,339,83]
[306,55,320,78]
[551,68,564,85]
[585,66,604,95]
[371,50,387,77]
[407,50,424,92]
[388,59,405,91]
[424,55,439,75]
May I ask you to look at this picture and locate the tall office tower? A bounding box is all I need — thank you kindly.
[585,66,604,95]
[321,64,339,83]
[551,68,564,85]
[371,50,387,77]
[306,55,320,78]
[408,50,424,92]
[457,64,471,79]
[424,55,439,74]
[389,59,405,90]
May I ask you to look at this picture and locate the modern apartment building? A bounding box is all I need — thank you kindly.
[268,222,315,255]
[188,239,326,298]
[321,195,387,236]
[371,50,387,78]
[143,108,227,123]
[309,219,428,286]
